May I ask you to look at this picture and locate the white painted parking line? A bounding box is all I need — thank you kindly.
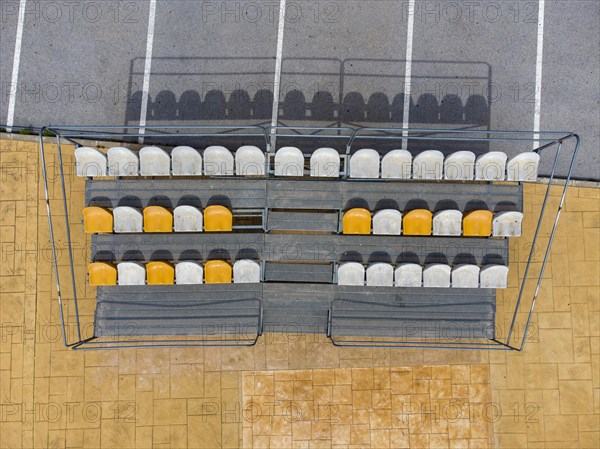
[270,0,287,148]
[401,0,415,150]
[6,0,27,132]
[533,0,546,149]
[138,0,158,142]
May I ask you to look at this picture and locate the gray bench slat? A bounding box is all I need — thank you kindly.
[264,262,333,283]
[267,211,338,232]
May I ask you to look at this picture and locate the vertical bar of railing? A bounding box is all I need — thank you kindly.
[39,129,69,347]
[518,135,580,350]
[506,139,562,346]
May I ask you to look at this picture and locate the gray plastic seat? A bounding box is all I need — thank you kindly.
[233,260,261,283]
[139,146,170,176]
[175,261,203,285]
[172,146,202,176]
[372,209,402,235]
[349,149,380,178]
[74,147,107,177]
[236,146,265,176]
[310,147,340,177]
[107,147,138,176]
[413,150,444,180]
[507,153,540,181]
[451,264,480,288]
[113,206,143,233]
[117,262,145,285]
[480,265,509,288]
[433,210,463,236]
[475,152,507,181]
[444,151,475,180]
[204,146,234,176]
[423,264,451,287]
[275,147,304,176]
[366,263,394,287]
[381,149,412,179]
[394,263,422,287]
[493,211,523,237]
[337,262,365,286]
[173,205,203,232]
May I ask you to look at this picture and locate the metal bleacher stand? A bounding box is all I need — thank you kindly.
[39,125,579,350]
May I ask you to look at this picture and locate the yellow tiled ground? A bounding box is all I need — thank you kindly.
[0,137,598,449]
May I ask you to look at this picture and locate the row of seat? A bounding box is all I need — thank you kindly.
[343,209,522,237]
[83,205,232,233]
[75,146,540,181]
[88,259,260,286]
[338,262,508,288]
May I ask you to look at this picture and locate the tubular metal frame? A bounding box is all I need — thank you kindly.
[35,124,579,350]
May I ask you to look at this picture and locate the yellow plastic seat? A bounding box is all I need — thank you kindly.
[83,207,113,233]
[463,210,493,237]
[146,261,175,285]
[204,205,233,232]
[143,206,173,233]
[342,208,371,235]
[403,209,433,236]
[205,260,232,284]
[88,262,117,286]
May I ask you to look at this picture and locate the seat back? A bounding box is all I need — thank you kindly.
[236,146,265,176]
[233,259,261,283]
[372,209,402,235]
[204,205,233,232]
[413,150,444,180]
[274,147,304,176]
[173,205,203,232]
[205,260,232,284]
[83,207,113,233]
[113,206,143,233]
[444,151,475,180]
[480,265,509,288]
[146,261,175,285]
[394,263,422,287]
[423,264,451,287]
[139,146,170,176]
[143,206,173,233]
[310,147,340,177]
[366,263,394,286]
[204,146,234,175]
[349,149,379,178]
[403,209,432,235]
[492,211,523,237]
[475,152,507,181]
[342,208,371,235]
[172,146,202,175]
[381,149,412,179]
[117,262,146,285]
[337,262,365,286]
[175,261,203,284]
[451,264,480,288]
[88,262,117,286]
[433,210,463,236]
[107,147,139,176]
[463,210,493,237]
[507,152,540,181]
[75,147,107,177]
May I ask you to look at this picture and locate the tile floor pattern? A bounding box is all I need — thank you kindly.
[242,367,493,448]
[0,137,598,448]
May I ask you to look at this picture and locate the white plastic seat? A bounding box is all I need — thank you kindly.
[236,145,265,176]
[444,151,475,180]
[480,265,509,288]
[381,149,412,179]
[310,147,340,177]
[475,152,507,181]
[433,210,463,236]
[139,146,170,176]
[274,147,304,176]
[113,206,143,233]
[175,261,203,284]
[107,147,139,176]
[172,146,202,176]
[493,211,523,237]
[74,147,107,177]
[204,146,234,175]
[423,264,451,287]
[394,263,422,287]
[507,153,540,181]
[117,262,145,285]
[233,259,261,283]
[413,150,444,180]
[451,264,480,288]
[173,205,203,232]
[337,262,365,286]
[349,149,380,178]
[372,209,402,235]
[366,263,394,287]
